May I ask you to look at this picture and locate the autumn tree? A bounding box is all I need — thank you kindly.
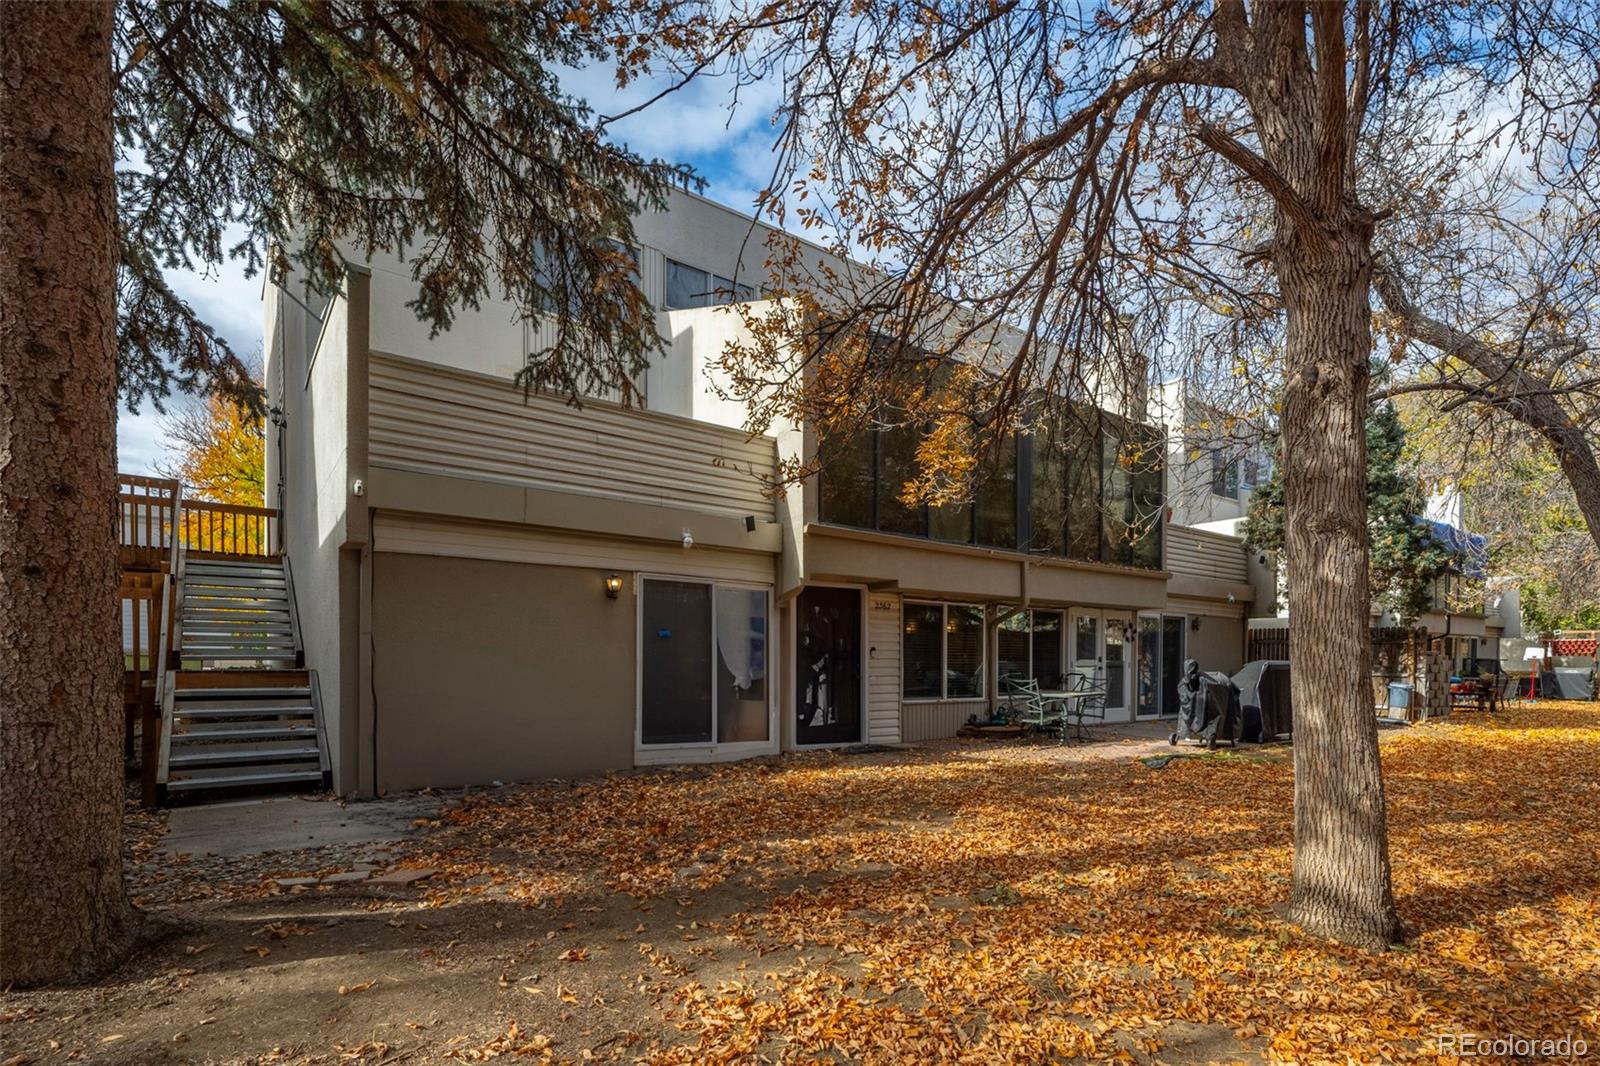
[678,1,1597,947]
[2,0,694,986]
[1399,397,1600,633]
[157,356,267,507]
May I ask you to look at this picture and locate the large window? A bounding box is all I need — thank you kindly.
[903,602,985,700]
[665,258,755,310]
[640,578,769,746]
[998,609,1065,690]
[817,405,1162,569]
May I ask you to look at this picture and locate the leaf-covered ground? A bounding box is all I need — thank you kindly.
[4,703,1598,1064]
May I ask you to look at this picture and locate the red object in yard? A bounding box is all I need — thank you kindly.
[1553,638,1598,656]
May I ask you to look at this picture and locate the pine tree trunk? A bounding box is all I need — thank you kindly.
[0,0,134,986]
[1277,225,1406,950]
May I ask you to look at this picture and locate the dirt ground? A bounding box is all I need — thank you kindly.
[3,705,1597,1065]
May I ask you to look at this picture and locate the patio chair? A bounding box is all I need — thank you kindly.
[1063,670,1106,742]
[1003,676,1065,740]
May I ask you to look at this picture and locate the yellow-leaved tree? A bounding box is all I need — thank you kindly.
[158,391,265,506]
[158,368,267,553]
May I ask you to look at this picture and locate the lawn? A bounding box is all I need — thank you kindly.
[4,703,1598,1064]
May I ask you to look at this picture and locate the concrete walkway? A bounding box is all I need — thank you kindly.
[160,793,440,858]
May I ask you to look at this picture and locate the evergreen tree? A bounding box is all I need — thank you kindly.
[1245,402,1463,624]
[2,0,691,986]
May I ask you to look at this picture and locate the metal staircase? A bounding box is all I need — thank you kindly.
[158,556,331,801]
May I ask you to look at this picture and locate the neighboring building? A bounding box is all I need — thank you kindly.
[265,187,1255,796]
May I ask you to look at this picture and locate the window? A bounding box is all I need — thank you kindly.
[1211,450,1240,499]
[817,426,875,529]
[946,605,984,697]
[998,609,1064,689]
[640,578,769,746]
[903,602,986,700]
[665,258,755,309]
[876,423,925,535]
[814,403,1162,571]
[902,603,945,699]
[665,259,709,310]
[975,436,1018,548]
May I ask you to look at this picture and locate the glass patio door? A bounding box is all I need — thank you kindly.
[1136,612,1187,718]
[640,578,771,750]
[1070,609,1132,721]
[1102,612,1131,720]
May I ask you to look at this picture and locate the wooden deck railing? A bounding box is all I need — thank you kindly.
[181,499,279,558]
[117,474,181,570]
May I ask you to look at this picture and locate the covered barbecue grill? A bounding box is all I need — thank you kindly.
[1233,660,1292,742]
[1168,659,1241,748]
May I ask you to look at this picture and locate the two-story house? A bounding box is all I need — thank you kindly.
[264,187,1255,796]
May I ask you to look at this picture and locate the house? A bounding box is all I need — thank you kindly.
[263,187,1256,797]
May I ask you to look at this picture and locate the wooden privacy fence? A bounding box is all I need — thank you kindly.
[180,499,279,558]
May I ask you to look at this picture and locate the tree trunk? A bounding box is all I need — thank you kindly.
[1276,225,1406,950]
[0,0,134,986]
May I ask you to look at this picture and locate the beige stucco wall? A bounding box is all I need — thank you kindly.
[266,269,370,794]
[371,552,636,792]
[1180,610,1247,675]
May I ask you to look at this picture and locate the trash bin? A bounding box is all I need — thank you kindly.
[1387,682,1413,711]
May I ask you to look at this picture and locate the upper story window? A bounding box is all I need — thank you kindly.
[665,258,755,310]
[817,407,1161,570]
[818,422,1019,552]
[1211,450,1241,500]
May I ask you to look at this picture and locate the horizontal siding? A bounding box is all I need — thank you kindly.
[373,513,775,585]
[867,593,902,745]
[901,699,988,743]
[1165,525,1249,583]
[368,354,777,521]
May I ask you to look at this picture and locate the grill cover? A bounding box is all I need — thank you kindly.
[1233,660,1292,742]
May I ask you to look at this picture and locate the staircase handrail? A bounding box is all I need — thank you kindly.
[281,551,306,668]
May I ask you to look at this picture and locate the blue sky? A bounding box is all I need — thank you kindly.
[117,64,783,475]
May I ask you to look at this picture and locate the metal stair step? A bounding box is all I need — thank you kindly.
[184,576,285,585]
[173,724,318,741]
[166,767,324,792]
[176,686,311,700]
[174,706,314,720]
[183,592,288,602]
[185,652,301,663]
[169,745,322,767]
[185,562,284,575]
[181,635,297,645]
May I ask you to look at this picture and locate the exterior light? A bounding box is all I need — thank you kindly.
[604,574,623,599]
[1190,616,1202,632]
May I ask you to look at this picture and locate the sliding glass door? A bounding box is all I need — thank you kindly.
[1136,612,1187,718]
[640,577,771,752]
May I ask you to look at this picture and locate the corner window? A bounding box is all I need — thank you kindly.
[902,602,986,700]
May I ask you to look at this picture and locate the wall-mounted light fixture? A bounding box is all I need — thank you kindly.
[1190,616,1203,632]
[604,574,623,599]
